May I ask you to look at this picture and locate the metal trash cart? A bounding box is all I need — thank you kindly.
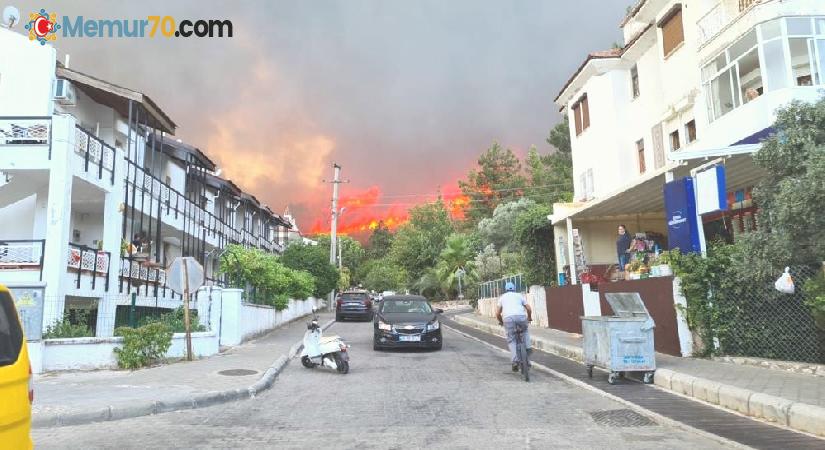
[581,292,656,385]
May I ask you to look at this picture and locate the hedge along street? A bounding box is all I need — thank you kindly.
[32,313,334,428]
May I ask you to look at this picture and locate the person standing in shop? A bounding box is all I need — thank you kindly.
[617,225,632,272]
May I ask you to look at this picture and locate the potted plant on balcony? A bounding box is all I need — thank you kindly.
[651,250,675,277]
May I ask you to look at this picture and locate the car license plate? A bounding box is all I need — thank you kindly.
[399,335,420,342]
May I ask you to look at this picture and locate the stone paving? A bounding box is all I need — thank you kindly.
[32,320,731,449]
[33,313,331,418]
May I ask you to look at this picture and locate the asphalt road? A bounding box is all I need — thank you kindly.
[33,320,732,449]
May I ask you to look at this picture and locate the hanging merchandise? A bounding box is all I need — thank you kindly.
[774,267,795,294]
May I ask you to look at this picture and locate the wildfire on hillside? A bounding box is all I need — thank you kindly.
[309,184,470,238]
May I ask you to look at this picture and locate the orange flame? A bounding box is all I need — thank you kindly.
[309,183,470,238]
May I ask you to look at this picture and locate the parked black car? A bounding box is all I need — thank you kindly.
[373,295,443,351]
[336,291,374,321]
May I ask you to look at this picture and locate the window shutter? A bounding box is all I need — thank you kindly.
[660,6,684,57]
[581,95,590,130]
[573,103,583,135]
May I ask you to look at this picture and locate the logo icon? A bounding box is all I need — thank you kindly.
[668,211,687,229]
[25,8,60,45]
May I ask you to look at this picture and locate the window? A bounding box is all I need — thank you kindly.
[789,38,816,86]
[659,5,684,57]
[685,120,697,144]
[577,169,595,200]
[702,26,765,121]
[631,65,640,98]
[636,139,646,174]
[669,130,681,151]
[0,290,24,367]
[571,94,590,135]
[762,38,789,91]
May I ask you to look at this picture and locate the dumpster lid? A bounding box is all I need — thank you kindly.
[604,292,651,318]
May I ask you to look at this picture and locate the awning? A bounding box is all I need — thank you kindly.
[550,163,692,224]
[56,65,176,134]
[150,135,216,171]
[552,153,764,225]
[203,171,241,196]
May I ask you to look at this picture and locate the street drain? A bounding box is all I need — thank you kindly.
[218,369,259,376]
[589,409,656,427]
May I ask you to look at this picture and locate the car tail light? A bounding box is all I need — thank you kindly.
[28,363,34,404]
[365,299,372,309]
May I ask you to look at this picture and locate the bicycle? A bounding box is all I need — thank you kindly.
[513,321,530,382]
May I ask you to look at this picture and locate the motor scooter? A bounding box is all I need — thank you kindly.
[300,309,350,374]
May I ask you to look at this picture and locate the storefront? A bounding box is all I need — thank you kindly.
[545,146,769,357]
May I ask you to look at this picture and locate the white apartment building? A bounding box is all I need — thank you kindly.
[551,0,825,283]
[0,26,292,337]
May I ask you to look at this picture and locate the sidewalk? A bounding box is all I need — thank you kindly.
[33,312,331,427]
[450,311,825,438]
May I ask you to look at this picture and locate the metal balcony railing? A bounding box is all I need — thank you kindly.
[75,125,116,184]
[67,243,111,291]
[119,257,167,285]
[0,239,46,280]
[0,117,52,157]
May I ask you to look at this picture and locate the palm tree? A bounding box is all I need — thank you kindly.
[433,234,477,298]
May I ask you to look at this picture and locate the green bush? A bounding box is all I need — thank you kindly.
[43,312,93,339]
[219,244,316,309]
[114,322,173,369]
[803,271,825,329]
[281,243,338,298]
[135,307,207,333]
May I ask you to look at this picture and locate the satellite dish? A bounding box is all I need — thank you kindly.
[2,5,20,28]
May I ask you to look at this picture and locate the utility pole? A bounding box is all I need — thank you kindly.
[337,207,346,270]
[328,163,342,311]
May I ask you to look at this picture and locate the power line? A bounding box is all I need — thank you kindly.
[343,191,571,208]
[367,182,572,199]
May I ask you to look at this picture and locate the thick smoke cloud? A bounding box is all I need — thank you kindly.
[27,0,627,230]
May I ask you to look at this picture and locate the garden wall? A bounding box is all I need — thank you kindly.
[38,331,218,371]
[28,287,320,373]
[475,285,549,327]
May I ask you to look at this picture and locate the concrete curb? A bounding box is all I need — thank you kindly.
[452,313,825,438]
[32,317,335,429]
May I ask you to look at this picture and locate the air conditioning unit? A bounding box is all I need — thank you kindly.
[54,79,76,105]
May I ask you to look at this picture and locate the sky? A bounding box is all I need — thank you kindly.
[22,0,628,236]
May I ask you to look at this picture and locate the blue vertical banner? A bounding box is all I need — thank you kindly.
[664,177,701,254]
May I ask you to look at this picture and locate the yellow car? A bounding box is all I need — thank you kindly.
[0,285,33,450]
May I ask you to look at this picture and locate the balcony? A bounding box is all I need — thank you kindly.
[67,243,111,291]
[124,161,247,246]
[0,239,45,282]
[74,126,116,184]
[0,117,52,168]
[697,0,768,48]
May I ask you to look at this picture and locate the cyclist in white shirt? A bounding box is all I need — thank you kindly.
[496,282,532,372]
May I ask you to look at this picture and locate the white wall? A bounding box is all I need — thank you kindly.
[39,332,218,372]
[30,287,321,372]
[238,297,319,343]
[0,28,55,116]
[476,287,549,328]
[69,210,105,247]
[0,195,37,239]
[58,87,117,144]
